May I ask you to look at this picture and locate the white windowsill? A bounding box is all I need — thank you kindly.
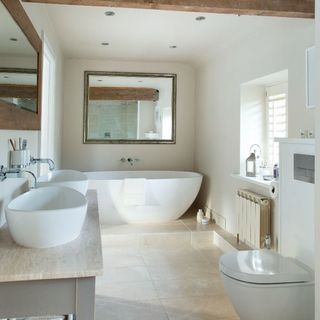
[274,138,315,145]
[231,174,274,189]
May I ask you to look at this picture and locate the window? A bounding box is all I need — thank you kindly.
[266,83,288,166]
[240,71,288,176]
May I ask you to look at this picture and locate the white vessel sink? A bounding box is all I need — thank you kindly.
[5,186,88,248]
[37,170,88,195]
[0,178,29,228]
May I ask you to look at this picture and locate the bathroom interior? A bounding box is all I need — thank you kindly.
[0,0,319,319]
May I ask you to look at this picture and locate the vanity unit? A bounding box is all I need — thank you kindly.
[0,191,103,319]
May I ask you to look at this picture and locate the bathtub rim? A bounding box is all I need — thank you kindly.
[85,170,203,181]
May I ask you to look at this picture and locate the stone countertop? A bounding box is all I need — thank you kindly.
[0,190,103,282]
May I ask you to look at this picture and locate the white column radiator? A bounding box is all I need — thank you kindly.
[236,189,271,248]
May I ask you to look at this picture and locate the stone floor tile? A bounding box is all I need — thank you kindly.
[95,296,169,320]
[161,295,239,320]
[96,281,158,301]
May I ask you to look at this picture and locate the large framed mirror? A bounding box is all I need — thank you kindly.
[83,71,176,144]
[0,0,42,130]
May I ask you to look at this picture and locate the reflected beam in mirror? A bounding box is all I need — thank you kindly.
[89,87,159,101]
[0,84,37,99]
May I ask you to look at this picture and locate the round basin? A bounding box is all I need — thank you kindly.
[37,170,88,195]
[5,186,88,248]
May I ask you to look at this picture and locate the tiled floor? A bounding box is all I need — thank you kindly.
[17,214,240,320]
[95,214,240,320]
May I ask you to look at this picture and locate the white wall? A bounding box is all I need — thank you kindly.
[0,131,39,168]
[22,3,64,170]
[0,4,63,173]
[314,0,320,318]
[61,59,195,171]
[0,55,37,69]
[0,55,39,168]
[195,20,314,242]
[137,101,155,139]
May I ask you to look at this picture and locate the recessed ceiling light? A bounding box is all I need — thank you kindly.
[104,11,115,16]
[169,45,177,49]
[101,42,110,46]
[195,16,206,21]
[10,37,18,41]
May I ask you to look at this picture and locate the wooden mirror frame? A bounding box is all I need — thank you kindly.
[0,0,42,130]
[83,71,177,145]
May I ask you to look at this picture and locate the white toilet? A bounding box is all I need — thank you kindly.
[219,249,314,320]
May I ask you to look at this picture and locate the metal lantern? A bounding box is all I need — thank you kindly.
[246,152,257,177]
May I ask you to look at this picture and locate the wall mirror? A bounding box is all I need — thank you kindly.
[0,68,37,112]
[0,0,42,130]
[84,71,176,144]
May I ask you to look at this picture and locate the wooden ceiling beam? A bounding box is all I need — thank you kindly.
[21,0,315,18]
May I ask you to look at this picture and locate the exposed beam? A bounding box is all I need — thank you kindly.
[21,0,314,18]
[89,87,159,101]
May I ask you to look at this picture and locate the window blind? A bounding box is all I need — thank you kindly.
[266,84,288,166]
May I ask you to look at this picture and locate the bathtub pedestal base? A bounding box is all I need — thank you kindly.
[0,277,96,320]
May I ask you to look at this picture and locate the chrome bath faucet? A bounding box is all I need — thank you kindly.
[120,158,140,166]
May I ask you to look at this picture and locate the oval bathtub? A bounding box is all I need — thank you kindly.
[86,171,203,224]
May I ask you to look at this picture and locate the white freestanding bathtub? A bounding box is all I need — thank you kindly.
[86,171,202,224]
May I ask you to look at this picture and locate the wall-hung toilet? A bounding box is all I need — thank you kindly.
[220,140,315,320]
[219,250,314,320]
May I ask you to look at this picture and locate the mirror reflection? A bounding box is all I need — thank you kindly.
[0,1,38,114]
[0,68,37,112]
[84,72,176,144]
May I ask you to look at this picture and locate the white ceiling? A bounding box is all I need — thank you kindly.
[0,72,37,85]
[89,75,172,92]
[39,4,313,65]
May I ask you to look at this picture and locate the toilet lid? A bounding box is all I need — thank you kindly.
[219,250,313,284]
